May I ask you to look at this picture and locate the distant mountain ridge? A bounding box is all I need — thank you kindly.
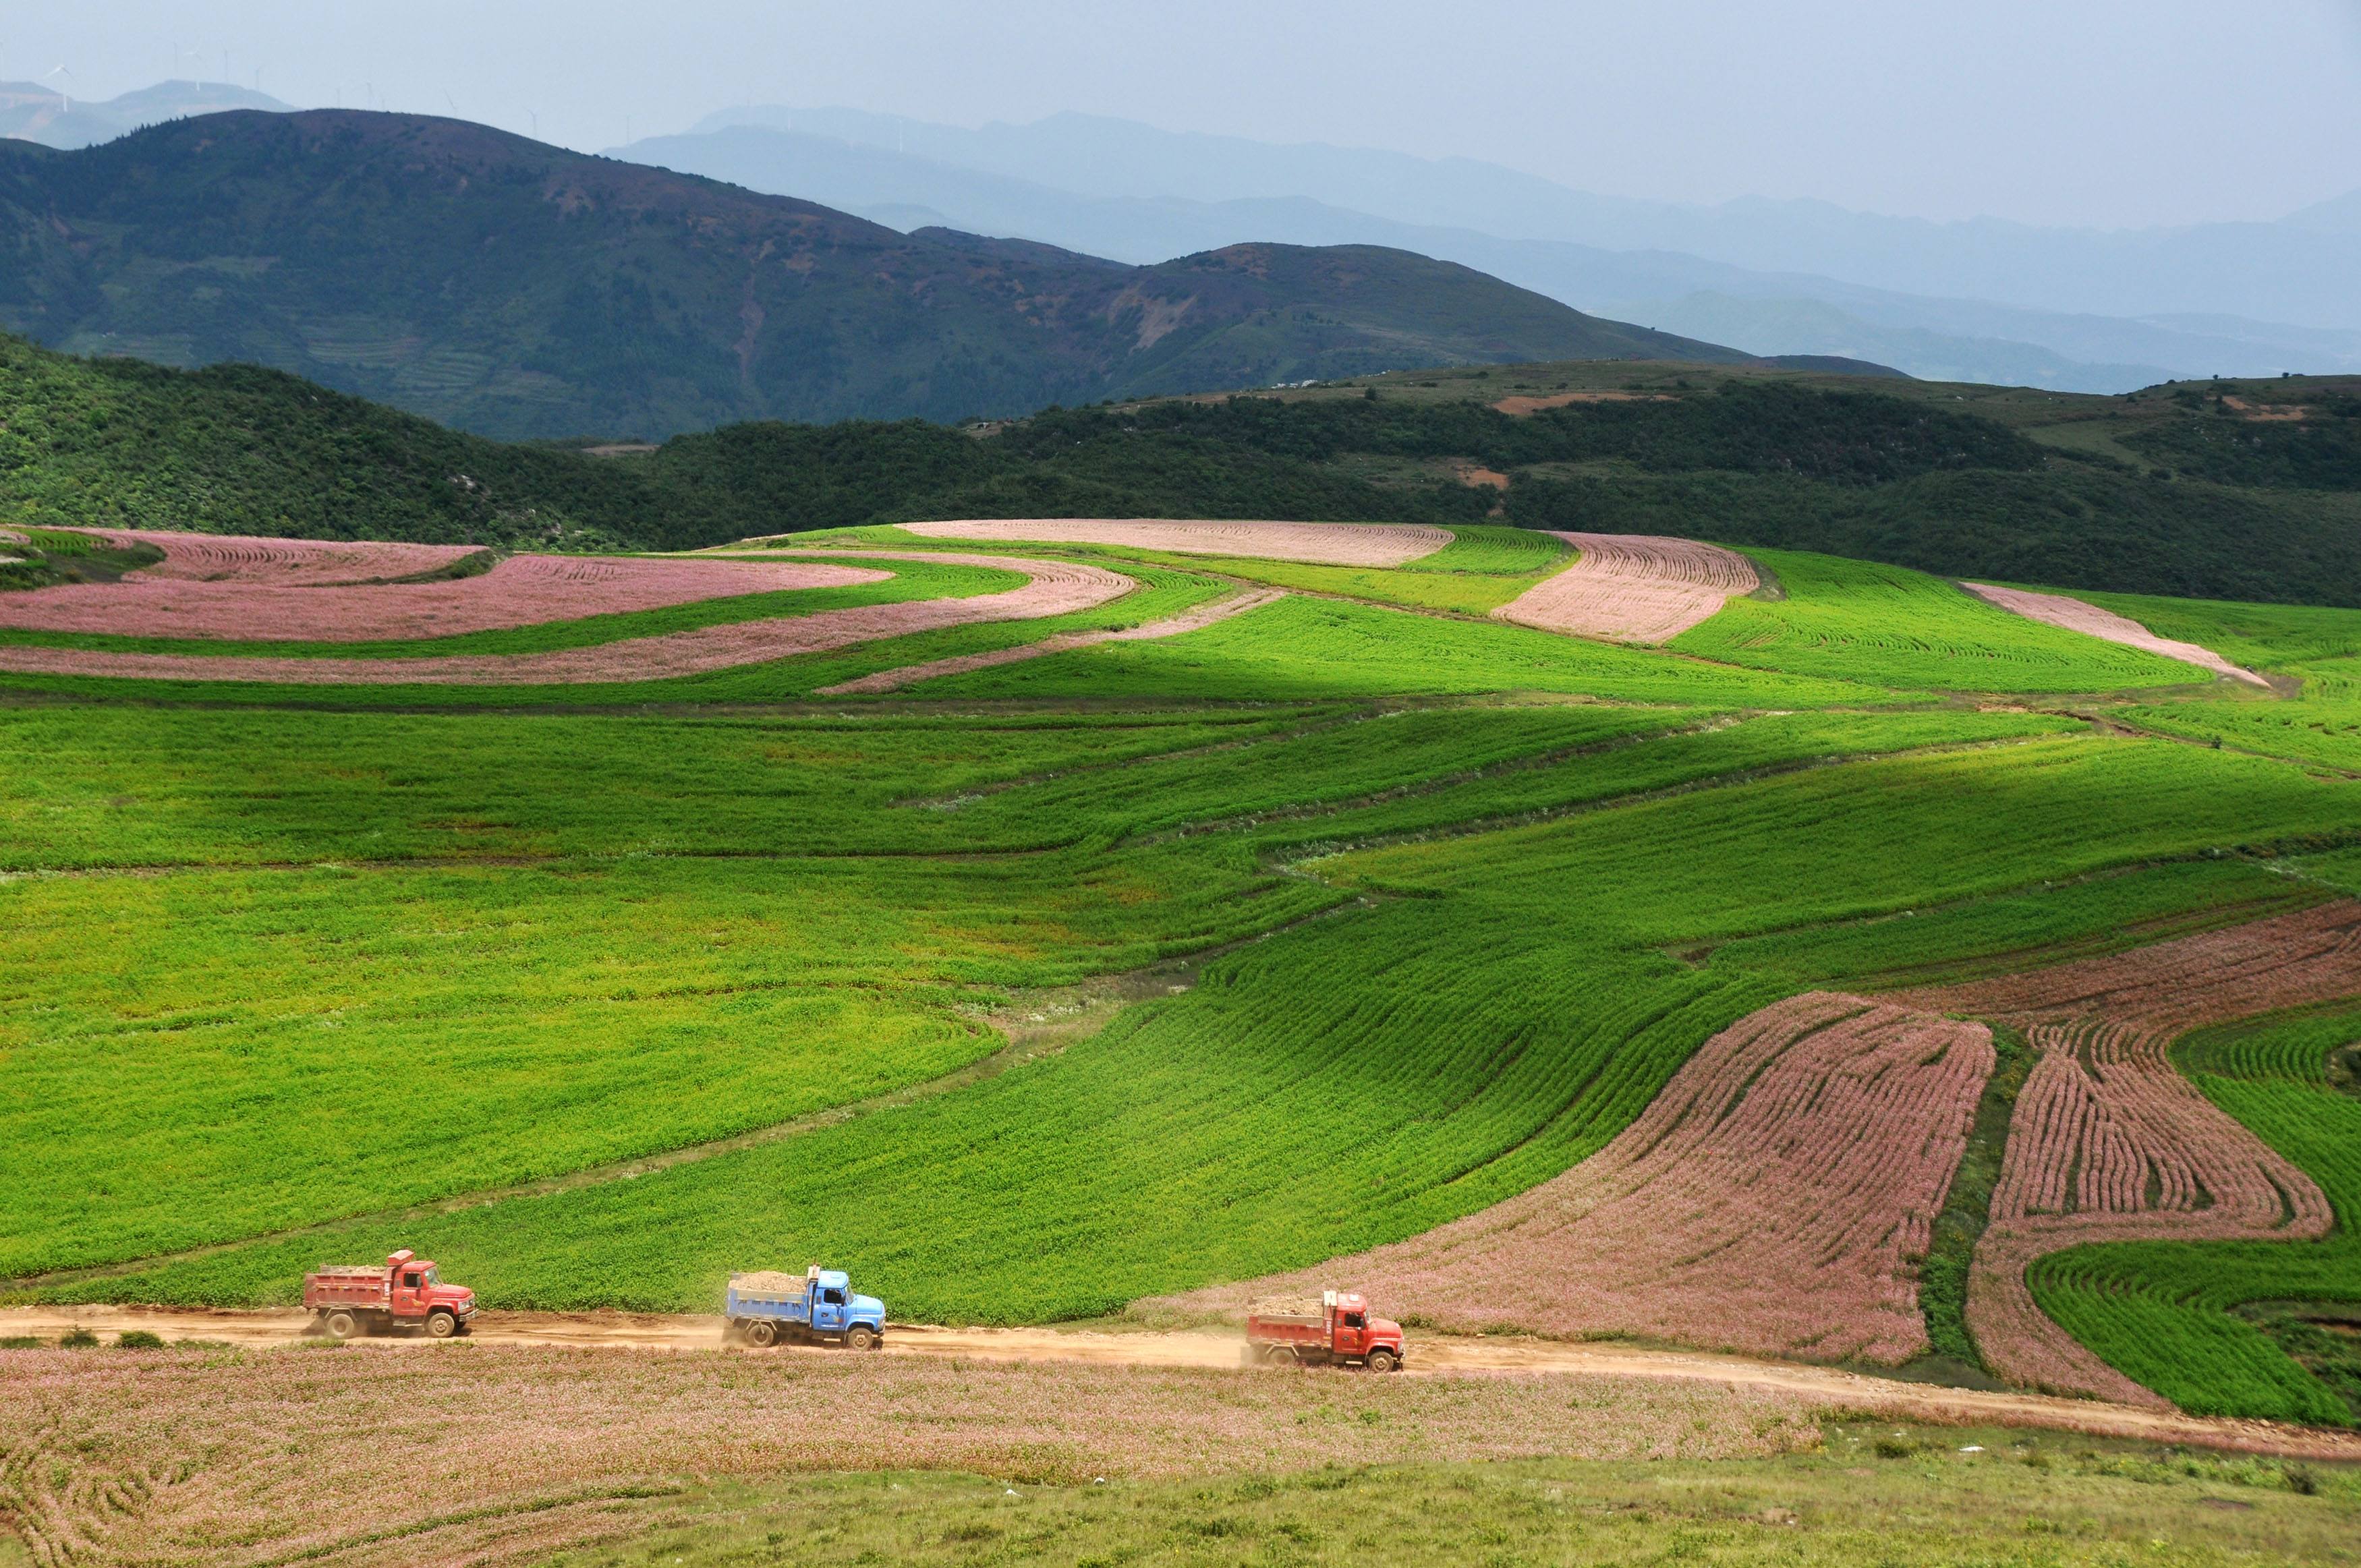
[637,108,2361,388]
[625,124,2361,391]
[0,78,293,150]
[687,106,2361,332]
[0,109,1751,439]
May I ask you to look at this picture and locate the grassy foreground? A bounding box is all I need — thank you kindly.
[4,1336,2354,1568]
[554,1436,2360,1568]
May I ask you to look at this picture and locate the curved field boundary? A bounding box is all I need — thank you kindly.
[0,549,890,643]
[67,527,482,584]
[1961,583,2270,689]
[1898,901,2361,1405]
[901,519,1454,567]
[1492,532,1760,643]
[0,552,1133,687]
[1157,991,1993,1365]
[818,587,1286,695]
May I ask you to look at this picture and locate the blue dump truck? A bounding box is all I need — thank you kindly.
[725,1266,886,1349]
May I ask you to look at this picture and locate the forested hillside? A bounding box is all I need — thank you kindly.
[6,332,2358,605]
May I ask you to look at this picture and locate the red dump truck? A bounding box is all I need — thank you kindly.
[1246,1289,1405,1371]
[304,1249,478,1340]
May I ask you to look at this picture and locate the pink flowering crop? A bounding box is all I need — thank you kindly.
[1491,532,1759,643]
[1164,992,1993,1365]
[0,550,1134,685]
[1898,900,2361,1403]
[71,528,482,584]
[0,533,890,643]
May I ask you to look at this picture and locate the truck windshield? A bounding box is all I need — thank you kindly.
[424,1267,439,1286]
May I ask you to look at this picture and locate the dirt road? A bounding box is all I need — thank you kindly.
[9,1303,2356,1460]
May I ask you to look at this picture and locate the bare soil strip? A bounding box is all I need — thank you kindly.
[0,552,1131,686]
[0,549,887,642]
[4,1307,2354,1464]
[901,519,1454,567]
[1898,900,2361,1404]
[0,1337,1828,1568]
[818,587,1285,695]
[1961,583,2271,687]
[1157,993,1993,1365]
[1492,532,1760,643]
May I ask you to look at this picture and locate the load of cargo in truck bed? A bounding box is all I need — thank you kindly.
[302,1250,477,1340]
[724,1266,886,1350]
[1245,1289,1405,1371]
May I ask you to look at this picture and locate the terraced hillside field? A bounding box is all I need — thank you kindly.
[3,515,2358,1445]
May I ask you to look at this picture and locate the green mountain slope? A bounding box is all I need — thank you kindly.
[6,330,2357,605]
[0,110,1742,438]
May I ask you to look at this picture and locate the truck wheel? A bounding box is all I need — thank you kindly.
[1365,1347,1398,1374]
[325,1310,358,1342]
[1263,1345,1300,1368]
[747,1320,780,1349]
[424,1310,457,1340]
[846,1325,879,1352]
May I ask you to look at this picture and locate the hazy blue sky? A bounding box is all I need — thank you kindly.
[10,0,2358,227]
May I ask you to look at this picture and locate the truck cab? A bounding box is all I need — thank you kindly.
[1325,1293,1400,1362]
[305,1248,478,1339]
[1245,1289,1406,1371]
[726,1266,886,1350]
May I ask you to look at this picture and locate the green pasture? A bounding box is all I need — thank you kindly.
[7,540,2361,1431]
[0,703,1323,871]
[1674,549,2215,693]
[42,725,2358,1321]
[3,703,2049,1281]
[1325,736,2361,946]
[859,522,1578,617]
[891,544,2244,703]
[2061,587,2361,772]
[909,593,1887,705]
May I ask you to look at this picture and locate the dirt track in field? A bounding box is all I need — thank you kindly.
[7,1304,2356,1459]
